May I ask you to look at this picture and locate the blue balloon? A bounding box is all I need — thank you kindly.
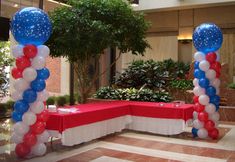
[37,68,50,80]
[12,111,23,122]
[192,127,198,137]
[216,105,219,111]
[31,79,46,92]
[206,86,216,97]
[199,78,209,88]
[194,61,200,69]
[14,100,29,114]
[10,7,52,45]
[193,23,223,53]
[210,95,220,106]
[194,69,205,79]
[23,89,37,103]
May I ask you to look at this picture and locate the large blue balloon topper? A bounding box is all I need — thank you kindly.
[193,23,223,54]
[11,7,52,45]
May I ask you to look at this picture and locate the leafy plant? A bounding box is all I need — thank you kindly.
[46,96,56,106]
[94,87,171,102]
[47,0,150,103]
[56,96,67,106]
[115,59,190,89]
[5,100,15,110]
[0,103,7,115]
[170,79,193,90]
[0,41,13,101]
[228,83,235,89]
[93,87,121,100]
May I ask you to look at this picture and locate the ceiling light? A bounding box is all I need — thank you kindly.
[13,4,19,8]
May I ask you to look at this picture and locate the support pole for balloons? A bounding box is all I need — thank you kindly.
[192,23,223,139]
[10,7,52,158]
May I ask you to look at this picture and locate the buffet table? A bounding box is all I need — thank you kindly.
[46,101,194,146]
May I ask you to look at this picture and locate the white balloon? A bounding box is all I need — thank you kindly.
[37,45,50,58]
[199,60,210,72]
[194,52,205,62]
[211,78,220,88]
[193,119,204,129]
[216,88,220,95]
[215,51,220,61]
[199,94,210,105]
[11,133,23,144]
[11,90,23,101]
[22,111,37,126]
[193,86,205,96]
[22,67,37,82]
[13,122,29,135]
[30,101,44,114]
[209,112,220,122]
[11,45,23,58]
[205,104,216,114]
[193,78,199,87]
[31,143,47,156]
[197,128,208,139]
[193,111,198,120]
[37,130,50,143]
[37,90,49,102]
[13,78,29,92]
[206,69,216,80]
[32,56,46,70]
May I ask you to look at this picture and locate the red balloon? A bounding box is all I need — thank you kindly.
[23,132,37,147]
[194,103,205,112]
[198,112,208,122]
[206,52,217,64]
[210,62,221,73]
[216,72,221,78]
[208,128,219,139]
[16,56,31,70]
[15,143,30,158]
[30,121,46,134]
[205,120,215,131]
[193,96,199,103]
[37,110,49,122]
[23,45,37,58]
[12,67,23,79]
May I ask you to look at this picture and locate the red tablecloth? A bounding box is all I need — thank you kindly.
[46,101,194,133]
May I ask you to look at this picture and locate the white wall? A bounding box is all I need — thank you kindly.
[116,36,178,72]
[134,0,235,11]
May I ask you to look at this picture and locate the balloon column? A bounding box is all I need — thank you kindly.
[10,7,52,158]
[192,23,223,139]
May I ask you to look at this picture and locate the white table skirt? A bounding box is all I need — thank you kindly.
[48,115,189,146]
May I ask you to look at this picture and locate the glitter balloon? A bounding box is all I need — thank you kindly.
[11,7,52,45]
[193,23,223,54]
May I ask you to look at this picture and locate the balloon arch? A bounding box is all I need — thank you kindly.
[10,7,52,158]
[192,23,223,139]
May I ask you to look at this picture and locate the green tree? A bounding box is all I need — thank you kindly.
[47,0,150,103]
[0,41,13,101]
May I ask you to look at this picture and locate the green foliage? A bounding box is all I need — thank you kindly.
[170,79,193,90]
[0,41,13,100]
[115,59,190,89]
[56,96,67,106]
[228,83,235,89]
[74,93,81,103]
[94,87,171,102]
[46,96,56,105]
[5,100,15,110]
[94,87,121,100]
[48,0,150,61]
[47,0,150,103]
[0,103,7,115]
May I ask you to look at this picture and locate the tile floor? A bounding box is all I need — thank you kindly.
[0,119,235,162]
